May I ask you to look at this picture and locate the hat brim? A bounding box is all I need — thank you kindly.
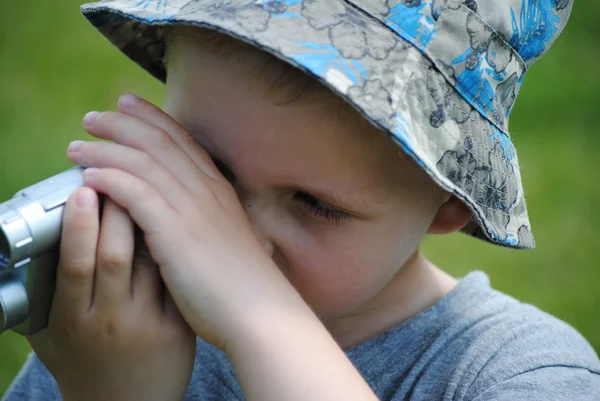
[81,0,535,249]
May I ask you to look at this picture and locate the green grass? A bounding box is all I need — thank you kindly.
[1,0,599,397]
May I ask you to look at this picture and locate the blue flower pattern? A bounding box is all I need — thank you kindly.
[386,1,438,50]
[82,0,573,248]
[509,0,562,66]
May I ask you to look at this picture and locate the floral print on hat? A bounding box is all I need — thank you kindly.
[81,0,573,249]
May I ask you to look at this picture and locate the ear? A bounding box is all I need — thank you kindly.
[427,195,472,235]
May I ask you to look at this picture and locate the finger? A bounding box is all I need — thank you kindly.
[116,94,222,180]
[53,187,99,315]
[93,198,135,309]
[82,110,219,192]
[132,262,163,310]
[131,231,163,308]
[80,167,179,266]
[67,140,195,211]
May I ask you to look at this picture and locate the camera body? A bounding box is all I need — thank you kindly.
[0,167,84,335]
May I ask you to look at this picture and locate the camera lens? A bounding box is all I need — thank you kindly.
[0,230,9,270]
[0,276,29,332]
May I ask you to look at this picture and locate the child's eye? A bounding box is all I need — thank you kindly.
[293,192,351,224]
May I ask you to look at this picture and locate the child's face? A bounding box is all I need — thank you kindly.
[162,33,445,328]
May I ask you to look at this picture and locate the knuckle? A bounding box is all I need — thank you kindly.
[97,250,129,272]
[55,315,87,342]
[181,130,198,148]
[91,312,156,349]
[153,128,173,148]
[85,311,124,342]
[100,316,119,339]
[138,152,155,172]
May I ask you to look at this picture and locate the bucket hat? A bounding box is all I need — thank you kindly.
[80,0,573,249]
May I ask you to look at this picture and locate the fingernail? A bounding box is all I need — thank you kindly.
[76,187,96,209]
[67,140,85,153]
[83,111,100,127]
[83,167,99,180]
[118,93,139,109]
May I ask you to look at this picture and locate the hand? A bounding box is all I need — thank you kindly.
[63,94,379,401]
[28,190,196,401]
[66,94,305,350]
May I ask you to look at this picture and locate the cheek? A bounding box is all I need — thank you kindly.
[277,218,423,320]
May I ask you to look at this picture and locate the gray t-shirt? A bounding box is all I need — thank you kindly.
[4,271,600,400]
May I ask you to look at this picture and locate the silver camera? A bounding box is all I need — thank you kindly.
[0,166,85,335]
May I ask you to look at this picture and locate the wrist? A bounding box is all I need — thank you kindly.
[220,296,378,401]
[222,296,320,360]
[185,257,312,351]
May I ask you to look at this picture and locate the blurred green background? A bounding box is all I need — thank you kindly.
[1,0,599,396]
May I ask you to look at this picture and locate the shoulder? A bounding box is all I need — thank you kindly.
[347,271,600,400]
[353,271,600,400]
[439,272,600,400]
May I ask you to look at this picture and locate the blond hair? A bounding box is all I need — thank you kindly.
[164,26,367,123]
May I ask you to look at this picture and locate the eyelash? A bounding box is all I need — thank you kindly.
[211,157,351,224]
[293,192,351,224]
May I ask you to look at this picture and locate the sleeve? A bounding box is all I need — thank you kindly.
[2,353,61,401]
[184,337,244,401]
[457,304,600,401]
[471,366,600,401]
[2,339,243,401]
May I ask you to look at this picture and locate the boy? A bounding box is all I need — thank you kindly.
[4,0,600,400]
